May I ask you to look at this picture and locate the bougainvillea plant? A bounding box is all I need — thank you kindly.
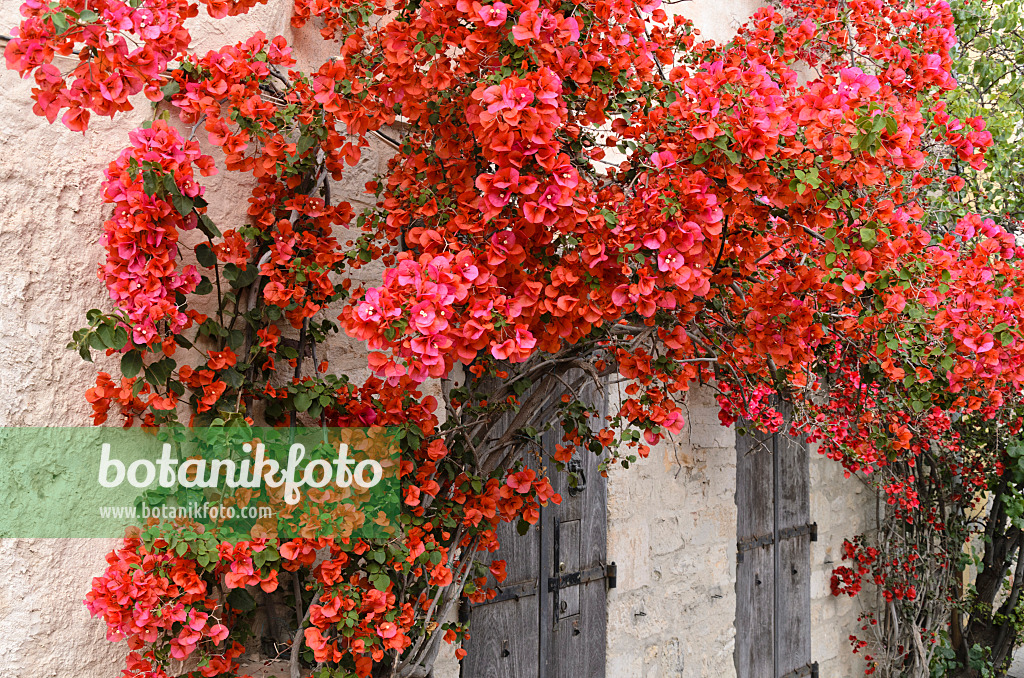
[5,0,1023,675]
[821,1,1024,676]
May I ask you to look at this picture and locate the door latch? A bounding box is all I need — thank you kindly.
[567,455,587,496]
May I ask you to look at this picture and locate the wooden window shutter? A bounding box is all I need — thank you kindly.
[735,402,816,678]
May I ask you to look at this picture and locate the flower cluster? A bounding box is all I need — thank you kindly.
[5,0,196,130]
[100,121,215,347]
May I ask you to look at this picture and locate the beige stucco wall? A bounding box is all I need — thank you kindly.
[0,0,876,676]
[0,1,328,675]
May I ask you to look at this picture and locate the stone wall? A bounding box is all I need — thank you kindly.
[0,0,877,676]
[810,451,877,674]
[605,385,739,678]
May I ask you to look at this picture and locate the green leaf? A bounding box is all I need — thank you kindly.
[50,11,68,32]
[223,368,243,389]
[195,243,217,268]
[223,264,259,289]
[96,323,116,348]
[145,357,176,385]
[142,172,158,196]
[121,351,144,378]
[297,135,317,154]
[293,392,313,412]
[172,193,194,217]
[226,588,257,611]
[160,80,180,98]
[198,214,221,239]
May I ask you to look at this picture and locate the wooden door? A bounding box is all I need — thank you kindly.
[538,424,608,678]
[461,389,610,677]
[735,409,817,678]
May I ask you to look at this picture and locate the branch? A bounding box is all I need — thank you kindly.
[290,576,317,678]
[801,225,828,244]
[397,541,478,678]
[479,372,563,475]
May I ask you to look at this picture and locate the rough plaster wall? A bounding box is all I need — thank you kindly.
[672,0,762,45]
[809,453,877,675]
[0,0,151,671]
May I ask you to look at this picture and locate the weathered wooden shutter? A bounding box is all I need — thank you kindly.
[461,382,610,678]
[538,422,608,678]
[735,407,816,678]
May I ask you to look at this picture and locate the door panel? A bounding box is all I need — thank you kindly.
[464,376,608,678]
[775,426,811,677]
[461,592,540,678]
[540,411,607,678]
[735,408,812,678]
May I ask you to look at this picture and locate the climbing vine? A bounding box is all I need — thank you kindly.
[5,0,1024,676]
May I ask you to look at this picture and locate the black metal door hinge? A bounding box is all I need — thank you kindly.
[547,562,617,592]
[781,661,818,678]
[737,522,817,563]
